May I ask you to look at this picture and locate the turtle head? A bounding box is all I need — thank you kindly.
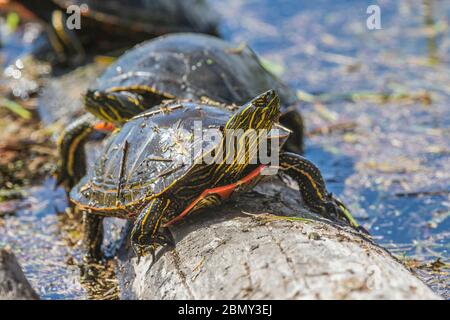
[85,87,175,125]
[225,90,281,132]
[84,89,148,125]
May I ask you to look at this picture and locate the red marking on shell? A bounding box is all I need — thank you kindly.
[94,121,115,132]
[163,165,266,227]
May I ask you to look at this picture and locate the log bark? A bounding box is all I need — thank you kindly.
[0,248,39,300]
[116,180,440,300]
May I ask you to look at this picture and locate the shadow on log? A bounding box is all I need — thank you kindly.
[0,248,39,300]
[116,180,440,300]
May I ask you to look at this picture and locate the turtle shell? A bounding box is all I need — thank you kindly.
[70,101,233,212]
[90,33,297,109]
[52,0,219,35]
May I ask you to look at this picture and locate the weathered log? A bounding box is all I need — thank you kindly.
[116,180,440,300]
[0,248,39,300]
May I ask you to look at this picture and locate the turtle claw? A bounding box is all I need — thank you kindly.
[324,199,369,235]
[156,228,175,247]
[131,243,141,263]
[324,201,340,219]
[356,225,371,236]
[132,243,154,264]
[131,231,175,264]
[150,247,156,263]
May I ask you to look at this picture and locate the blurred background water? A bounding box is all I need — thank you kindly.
[211,0,449,296]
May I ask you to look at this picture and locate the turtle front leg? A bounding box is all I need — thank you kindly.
[56,113,114,191]
[79,212,104,281]
[82,213,104,262]
[130,197,175,261]
[278,152,366,233]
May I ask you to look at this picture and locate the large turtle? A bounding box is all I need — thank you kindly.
[13,0,219,64]
[70,90,365,261]
[58,33,305,189]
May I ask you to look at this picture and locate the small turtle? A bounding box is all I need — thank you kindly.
[57,33,305,189]
[70,90,365,261]
[14,0,219,64]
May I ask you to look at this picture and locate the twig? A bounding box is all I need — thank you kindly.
[394,190,450,197]
[0,97,32,119]
[242,211,312,223]
[297,90,432,105]
[307,121,357,136]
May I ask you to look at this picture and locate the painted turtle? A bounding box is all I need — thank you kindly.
[13,0,219,64]
[70,90,364,260]
[58,33,305,189]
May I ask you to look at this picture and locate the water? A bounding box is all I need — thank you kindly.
[211,0,449,296]
[0,178,121,299]
[0,179,88,299]
[0,0,448,298]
